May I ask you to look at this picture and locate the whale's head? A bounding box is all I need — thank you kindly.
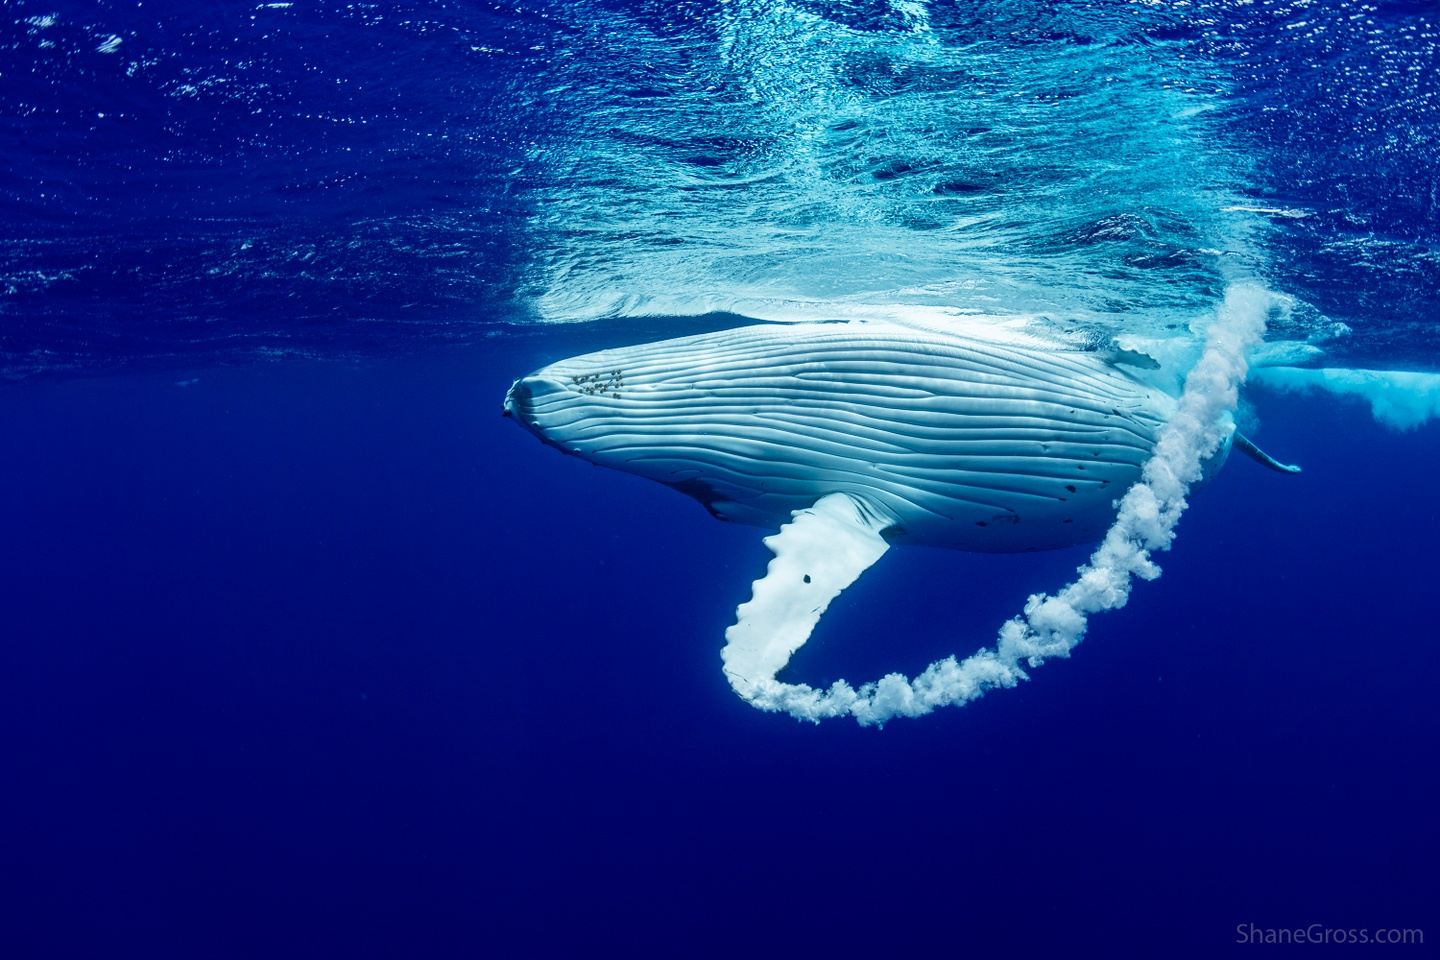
[502,367,587,454]
[502,342,656,460]
[501,331,768,523]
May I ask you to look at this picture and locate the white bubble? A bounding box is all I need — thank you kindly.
[722,284,1276,726]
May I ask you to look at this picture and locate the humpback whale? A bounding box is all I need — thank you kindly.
[504,313,1295,724]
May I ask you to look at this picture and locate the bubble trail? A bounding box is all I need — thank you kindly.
[725,284,1274,726]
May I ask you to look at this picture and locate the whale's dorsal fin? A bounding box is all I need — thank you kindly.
[1235,432,1302,474]
[722,493,891,701]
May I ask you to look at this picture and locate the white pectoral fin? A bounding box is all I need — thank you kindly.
[722,493,891,701]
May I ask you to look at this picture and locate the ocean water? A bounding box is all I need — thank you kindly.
[2,0,1437,955]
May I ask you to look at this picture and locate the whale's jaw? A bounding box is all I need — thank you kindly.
[503,374,576,455]
[505,321,1180,552]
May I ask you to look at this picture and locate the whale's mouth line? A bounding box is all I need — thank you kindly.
[502,379,547,444]
[504,376,584,457]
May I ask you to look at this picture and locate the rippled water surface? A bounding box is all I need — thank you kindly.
[3,0,1437,374]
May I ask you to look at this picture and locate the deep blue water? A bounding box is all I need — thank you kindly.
[3,0,1439,955]
[3,343,1437,954]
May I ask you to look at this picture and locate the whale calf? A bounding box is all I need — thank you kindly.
[503,318,1294,721]
[505,322,1195,548]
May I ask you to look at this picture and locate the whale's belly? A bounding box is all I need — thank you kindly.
[506,323,1175,551]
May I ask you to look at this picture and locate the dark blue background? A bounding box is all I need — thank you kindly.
[2,337,1436,955]
[4,0,1439,955]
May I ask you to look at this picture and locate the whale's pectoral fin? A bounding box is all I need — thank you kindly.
[1235,432,1302,474]
[723,493,891,701]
